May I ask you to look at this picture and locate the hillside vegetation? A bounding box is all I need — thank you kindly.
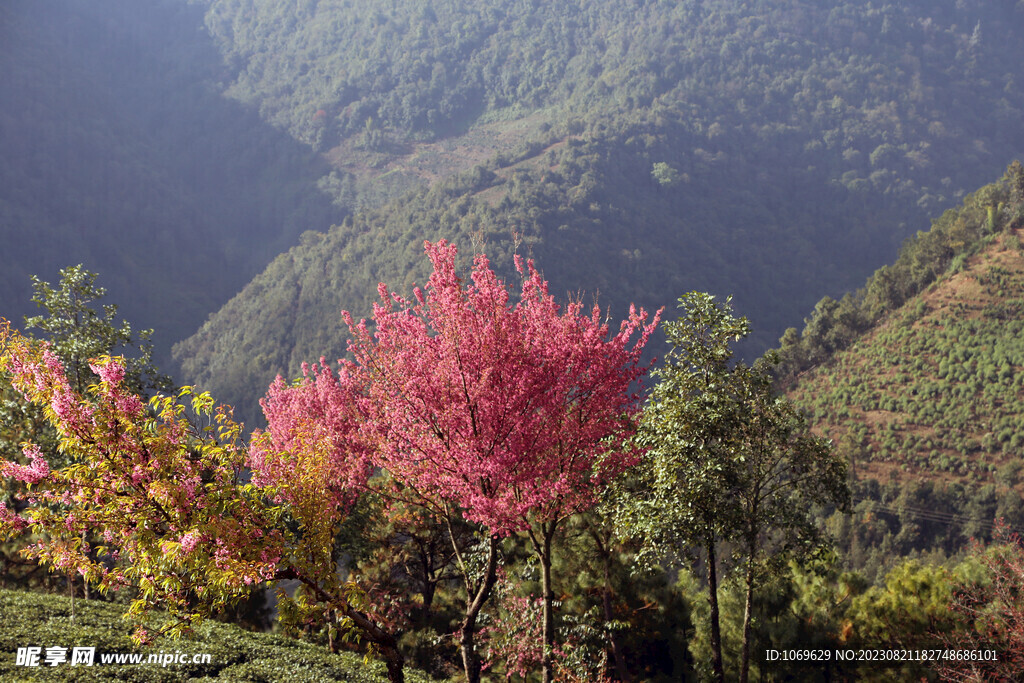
[782,162,1024,488]
[172,122,904,424]
[193,0,1024,218]
[173,0,1024,421]
[199,0,1024,205]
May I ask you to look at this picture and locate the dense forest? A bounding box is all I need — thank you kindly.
[193,0,1024,221]
[173,0,1024,423]
[198,0,1024,201]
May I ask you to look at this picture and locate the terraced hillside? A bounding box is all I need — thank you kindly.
[0,588,441,682]
[787,224,1024,488]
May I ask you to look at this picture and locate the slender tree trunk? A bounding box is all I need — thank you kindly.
[82,531,90,600]
[459,624,480,683]
[415,542,437,625]
[459,535,500,683]
[739,534,757,683]
[421,581,435,618]
[68,572,75,623]
[539,521,558,683]
[589,524,629,681]
[706,534,726,683]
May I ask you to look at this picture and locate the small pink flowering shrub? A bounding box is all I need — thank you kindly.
[0,319,404,676]
[0,321,286,638]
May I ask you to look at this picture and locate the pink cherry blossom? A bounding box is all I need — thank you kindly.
[344,240,659,536]
[0,443,50,484]
[0,501,27,533]
[179,530,203,553]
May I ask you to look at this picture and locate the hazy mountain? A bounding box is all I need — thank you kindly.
[188,0,1024,212]
[7,0,1024,419]
[0,0,341,363]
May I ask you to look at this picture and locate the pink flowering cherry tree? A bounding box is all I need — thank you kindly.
[0,321,282,638]
[341,241,659,682]
[0,320,406,682]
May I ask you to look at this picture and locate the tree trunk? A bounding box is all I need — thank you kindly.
[381,645,405,683]
[343,606,405,683]
[415,541,437,626]
[279,566,403,683]
[459,622,481,683]
[459,535,499,683]
[706,534,726,683]
[420,580,435,622]
[590,523,630,682]
[739,535,756,683]
[82,531,90,600]
[538,521,556,683]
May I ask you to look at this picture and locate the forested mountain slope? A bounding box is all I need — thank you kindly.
[0,0,341,360]
[174,0,1024,423]
[195,0,1024,213]
[7,0,1024,417]
[173,120,909,424]
[781,164,1024,489]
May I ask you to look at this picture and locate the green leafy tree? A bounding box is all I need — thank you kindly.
[651,162,681,187]
[615,292,751,683]
[847,559,967,681]
[616,292,849,683]
[3,265,173,467]
[728,360,849,683]
[24,264,173,395]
